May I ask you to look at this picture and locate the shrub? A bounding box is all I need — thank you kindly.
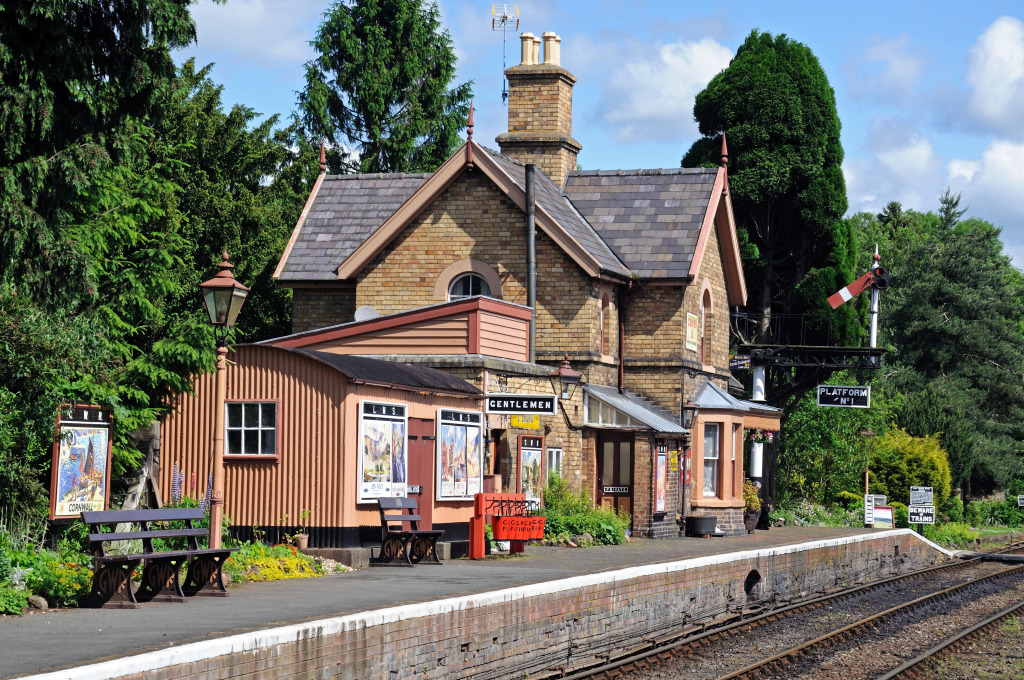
[742,480,761,513]
[223,542,323,583]
[923,522,978,549]
[869,430,952,510]
[541,475,630,545]
[25,549,92,607]
[943,496,964,524]
[0,585,28,615]
[836,491,863,511]
[891,502,909,529]
[769,499,860,528]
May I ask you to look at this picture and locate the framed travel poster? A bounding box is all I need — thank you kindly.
[50,404,113,520]
[357,401,408,502]
[655,443,668,513]
[436,409,484,501]
[519,436,544,503]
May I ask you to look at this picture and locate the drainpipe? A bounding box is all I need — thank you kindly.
[618,282,631,392]
[526,163,536,363]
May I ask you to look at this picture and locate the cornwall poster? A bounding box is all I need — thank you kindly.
[437,409,483,501]
[50,404,113,520]
[358,401,408,502]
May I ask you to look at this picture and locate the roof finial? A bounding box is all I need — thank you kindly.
[720,133,728,167]
[467,101,474,141]
[319,142,326,172]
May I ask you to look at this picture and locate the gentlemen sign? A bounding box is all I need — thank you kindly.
[817,385,871,408]
[486,394,557,415]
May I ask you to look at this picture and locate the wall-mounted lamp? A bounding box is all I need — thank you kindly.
[681,399,699,431]
[549,353,582,400]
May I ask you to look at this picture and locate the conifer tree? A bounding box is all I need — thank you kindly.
[299,0,473,173]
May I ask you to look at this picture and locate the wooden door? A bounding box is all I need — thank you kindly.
[407,417,435,529]
[596,433,634,518]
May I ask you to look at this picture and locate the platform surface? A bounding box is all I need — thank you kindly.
[1,526,879,678]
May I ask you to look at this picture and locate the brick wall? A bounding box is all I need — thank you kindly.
[102,532,947,680]
[684,220,731,371]
[292,286,356,333]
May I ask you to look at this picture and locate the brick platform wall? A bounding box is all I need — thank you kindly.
[92,531,948,680]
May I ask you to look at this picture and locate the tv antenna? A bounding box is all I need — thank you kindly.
[492,4,519,106]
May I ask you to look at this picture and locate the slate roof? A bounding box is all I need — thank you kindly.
[691,378,781,416]
[278,174,428,282]
[290,348,482,395]
[275,145,720,283]
[481,148,631,278]
[563,168,718,279]
[584,383,687,435]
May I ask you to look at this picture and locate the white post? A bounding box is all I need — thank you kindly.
[749,365,766,484]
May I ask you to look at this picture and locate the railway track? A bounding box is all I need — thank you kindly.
[541,540,1024,680]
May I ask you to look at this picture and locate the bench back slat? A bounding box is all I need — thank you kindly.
[88,528,207,544]
[377,497,425,538]
[82,509,204,525]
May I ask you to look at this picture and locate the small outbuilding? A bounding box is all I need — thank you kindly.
[159,345,483,548]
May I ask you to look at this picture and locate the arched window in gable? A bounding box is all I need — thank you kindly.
[449,273,491,301]
[701,288,713,364]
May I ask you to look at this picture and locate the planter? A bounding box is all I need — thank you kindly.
[684,515,717,538]
[743,512,759,534]
[293,534,309,550]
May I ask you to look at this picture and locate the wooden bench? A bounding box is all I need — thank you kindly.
[81,508,238,608]
[374,497,444,566]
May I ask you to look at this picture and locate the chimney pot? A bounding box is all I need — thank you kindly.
[520,33,535,65]
[542,32,559,65]
[532,37,541,66]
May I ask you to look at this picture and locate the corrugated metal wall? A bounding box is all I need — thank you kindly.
[160,345,481,545]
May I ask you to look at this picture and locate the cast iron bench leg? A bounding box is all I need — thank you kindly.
[379,534,414,566]
[135,556,188,603]
[84,559,142,609]
[184,553,230,597]
[410,536,443,565]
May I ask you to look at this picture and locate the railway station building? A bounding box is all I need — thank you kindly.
[162,31,781,546]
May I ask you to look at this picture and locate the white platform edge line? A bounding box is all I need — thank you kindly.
[22,530,948,680]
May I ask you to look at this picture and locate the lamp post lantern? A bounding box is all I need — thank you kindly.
[199,252,249,549]
[548,354,582,400]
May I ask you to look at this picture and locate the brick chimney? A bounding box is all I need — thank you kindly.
[496,32,581,188]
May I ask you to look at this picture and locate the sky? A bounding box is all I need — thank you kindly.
[175,0,1024,265]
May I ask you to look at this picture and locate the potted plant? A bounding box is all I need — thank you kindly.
[292,509,311,550]
[743,480,761,533]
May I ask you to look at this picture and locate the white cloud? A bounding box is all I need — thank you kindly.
[846,35,926,106]
[596,38,733,144]
[844,117,946,216]
[965,16,1024,139]
[185,0,322,69]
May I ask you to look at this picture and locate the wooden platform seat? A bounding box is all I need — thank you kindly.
[373,497,444,566]
[81,508,238,608]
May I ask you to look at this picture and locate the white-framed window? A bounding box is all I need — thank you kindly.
[226,402,277,456]
[448,273,491,300]
[703,422,720,497]
[547,447,563,481]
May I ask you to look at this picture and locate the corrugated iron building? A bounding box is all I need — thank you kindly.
[159,345,482,547]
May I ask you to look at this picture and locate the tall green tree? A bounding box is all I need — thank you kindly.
[299,0,472,173]
[156,60,319,341]
[682,31,857,513]
[683,31,855,348]
[880,194,1024,496]
[0,0,206,518]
